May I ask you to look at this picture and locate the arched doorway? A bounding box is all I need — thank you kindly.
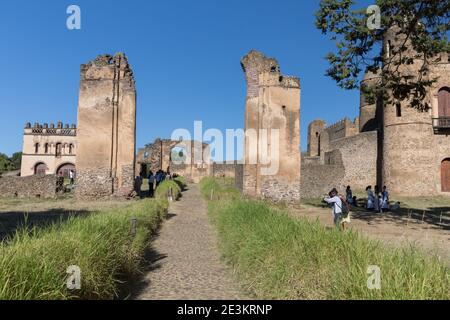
[34,162,48,175]
[442,159,450,192]
[57,163,75,178]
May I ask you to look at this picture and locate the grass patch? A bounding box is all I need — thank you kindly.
[0,199,168,300]
[173,176,187,191]
[155,180,182,201]
[200,178,450,300]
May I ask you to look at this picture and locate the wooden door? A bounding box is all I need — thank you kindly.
[442,159,450,192]
[438,88,450,117]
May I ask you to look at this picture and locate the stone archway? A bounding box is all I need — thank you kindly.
[34,162,48,175]
[441,158,450,192]
[57,163,76,178]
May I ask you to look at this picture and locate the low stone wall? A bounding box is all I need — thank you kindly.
[76,169,114,199]
[0,174,63,199]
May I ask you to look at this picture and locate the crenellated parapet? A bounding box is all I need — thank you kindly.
[24,122,77,136]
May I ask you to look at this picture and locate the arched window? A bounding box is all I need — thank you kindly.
[44,143,49,154]
[55,143,62,157]
[441,158,450,192]
[34,143,39,154]
[171,146,188,165]
[68,144,74,155]
[57,163,75,178]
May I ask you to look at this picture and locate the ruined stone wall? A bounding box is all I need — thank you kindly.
[212,162,238,178]
[0,175,64,199]
[76,53,136,199]
[136,139,211,183]
[241,50,301,202]
[302,131,377,197]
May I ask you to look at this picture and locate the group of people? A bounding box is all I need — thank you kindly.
[323,184,390,231]
[366,185,390,213]
[134,169,173,198]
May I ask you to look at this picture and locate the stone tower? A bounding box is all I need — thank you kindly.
[359,69,382,132]
[241,50,301,202]
[76,53,137,198]
[307,119,326,157]
[381,27,450,195]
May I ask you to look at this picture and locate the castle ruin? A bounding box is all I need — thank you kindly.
[76,53,137,198]
[303,27,450,197]
[241,50,301,202]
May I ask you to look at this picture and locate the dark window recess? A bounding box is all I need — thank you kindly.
[396,103,402,117]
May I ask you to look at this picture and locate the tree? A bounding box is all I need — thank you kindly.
[0,153,12,173]
[10,152,22,170]
[316,0,450,110]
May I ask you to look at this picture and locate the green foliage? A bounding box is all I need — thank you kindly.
[0,152,22,173]
[199,177,241,201]
[173,176,187,191]
[155,180,182,200]
[316,0,450,110]
[0,199,168,300]
[203,178,450,299]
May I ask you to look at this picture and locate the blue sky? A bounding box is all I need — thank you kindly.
[0,0,371,158]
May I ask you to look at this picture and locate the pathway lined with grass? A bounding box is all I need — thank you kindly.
[135,184,242,300]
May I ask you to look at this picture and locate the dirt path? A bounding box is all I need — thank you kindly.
[291,205,450,264]
[134,184,242,300]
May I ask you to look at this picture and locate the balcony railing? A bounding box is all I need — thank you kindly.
[433,117,450,132]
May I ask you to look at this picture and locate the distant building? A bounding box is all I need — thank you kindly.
[20,122,76,178]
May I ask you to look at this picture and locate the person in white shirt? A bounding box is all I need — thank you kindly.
[69,170,75,185]
[381,186,390,212]
[366,186,375,210]
[323,188,343,228]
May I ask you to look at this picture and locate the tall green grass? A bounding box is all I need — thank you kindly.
[173,176,187,191]
[0,199,168,300]
[155,180,182,200]
[200,178,450,300]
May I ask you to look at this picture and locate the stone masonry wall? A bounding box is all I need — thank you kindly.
[0,175,63,199]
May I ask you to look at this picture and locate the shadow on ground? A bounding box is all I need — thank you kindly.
[0,209,90,242]
[303,198,450,230]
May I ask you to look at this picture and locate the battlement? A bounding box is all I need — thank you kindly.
[24,122,77,136]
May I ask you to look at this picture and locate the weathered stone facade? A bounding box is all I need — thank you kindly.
[76,53,137,199]
[20,122,76,178]
[241,50,301,202]
[0,174,64,199]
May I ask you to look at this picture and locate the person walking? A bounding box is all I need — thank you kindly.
[148,171,155,198]
[324,188,345,230]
